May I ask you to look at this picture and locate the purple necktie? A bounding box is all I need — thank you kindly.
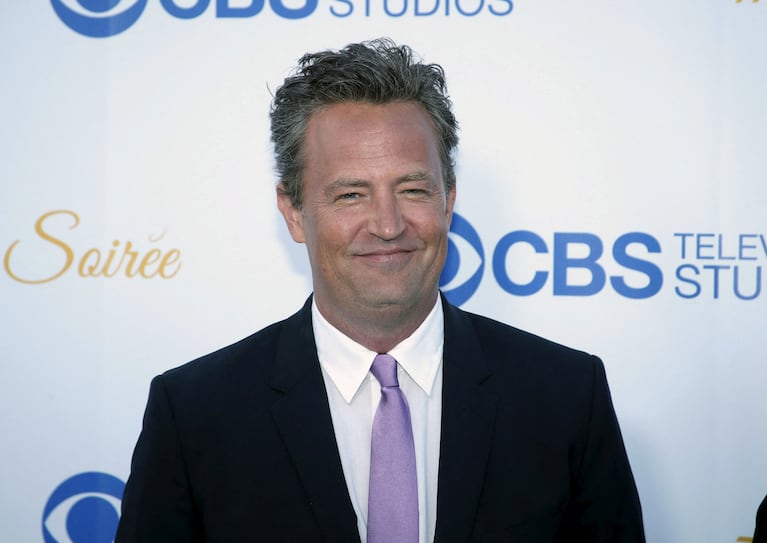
[367,353,419,543]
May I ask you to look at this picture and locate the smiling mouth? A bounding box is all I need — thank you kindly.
[356,249,415,264]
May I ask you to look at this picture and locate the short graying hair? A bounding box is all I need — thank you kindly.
[270,38,459,208]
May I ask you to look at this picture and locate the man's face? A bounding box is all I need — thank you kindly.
[277,101,455,327]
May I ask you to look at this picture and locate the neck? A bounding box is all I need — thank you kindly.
[315,294,438,353]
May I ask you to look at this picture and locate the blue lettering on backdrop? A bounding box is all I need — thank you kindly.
[672,232,766,299]
[675,263,763,300]
[330,0,353,15]
[329,0,510,16]
[675,264,701,299]
[610,232,664,299]
[329,0,353,16]
[491,230,664,299]
[453,0,483,17]
[446,215,666,302]
[270,0,318,18]
[217,0,265,17]
[492,230,549,296]
[734,265,762,300]
[160,0,318,19]
[51,0,512,35]
[487,0,512,15]
[384,0,407,16]
[42,472,125,543]
[553,233,606,296]
[414,0,439,16]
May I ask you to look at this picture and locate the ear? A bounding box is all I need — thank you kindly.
[445,181,457,226]
[276,183,306,243]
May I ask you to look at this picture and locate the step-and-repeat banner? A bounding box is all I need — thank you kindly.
[1,1,765,542]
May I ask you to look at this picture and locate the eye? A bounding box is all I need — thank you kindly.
[42,472,125,543]
[439,212,485,306]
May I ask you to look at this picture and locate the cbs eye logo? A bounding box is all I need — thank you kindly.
[50,0,148,38]
[42,472,125,543]
[440,212,485,306]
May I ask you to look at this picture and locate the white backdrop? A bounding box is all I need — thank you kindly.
[1,1,766,542]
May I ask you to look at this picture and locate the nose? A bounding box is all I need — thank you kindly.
[368,193,406,241]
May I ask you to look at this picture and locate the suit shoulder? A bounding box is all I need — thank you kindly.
[447,304,602,380]
[466,308,594,358]
[159,304,306,389]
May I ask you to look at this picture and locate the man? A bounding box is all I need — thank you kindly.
[116,38,645,542]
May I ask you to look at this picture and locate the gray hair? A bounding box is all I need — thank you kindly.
[270,38,459,208]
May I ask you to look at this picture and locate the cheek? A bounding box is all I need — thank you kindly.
[414,209,451,240]
[310,213,359,252]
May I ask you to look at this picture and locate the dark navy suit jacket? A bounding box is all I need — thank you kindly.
[116,296,645,542]
[754,495,767,543]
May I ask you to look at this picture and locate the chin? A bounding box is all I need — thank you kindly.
[360,289,430,311]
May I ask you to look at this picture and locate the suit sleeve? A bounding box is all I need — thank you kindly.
[754,494,767,543]
[566,356,646,542]
[116,375,204,543]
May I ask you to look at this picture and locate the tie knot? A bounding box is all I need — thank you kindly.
[371,353,399,388]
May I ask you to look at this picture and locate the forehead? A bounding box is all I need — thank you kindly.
[302,101,442,181]
[307,100,436,134]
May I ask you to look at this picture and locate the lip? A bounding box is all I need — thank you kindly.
[355,248,416,264]
[358,248,414,256]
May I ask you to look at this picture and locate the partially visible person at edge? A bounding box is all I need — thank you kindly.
[116,38,646,542]
[754,494,767,543]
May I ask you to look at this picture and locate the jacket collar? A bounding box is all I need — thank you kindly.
[434,297,498,543]
[269,296,362,542]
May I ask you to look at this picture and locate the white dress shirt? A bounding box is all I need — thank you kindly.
[312,297,444,543]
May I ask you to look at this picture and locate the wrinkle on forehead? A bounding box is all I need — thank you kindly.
[302,102,443,186]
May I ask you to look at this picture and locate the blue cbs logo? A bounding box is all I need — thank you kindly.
[51,0,320,37]
[441,214,665,305]
[440,212,486,306]
[51,0,148,38]
[42,472,125,543]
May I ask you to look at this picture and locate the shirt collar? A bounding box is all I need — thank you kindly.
[313,296,444,404]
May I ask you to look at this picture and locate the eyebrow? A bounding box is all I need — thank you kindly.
[398,170,433,183]
[326,170,434,191]
[323,178,370,198]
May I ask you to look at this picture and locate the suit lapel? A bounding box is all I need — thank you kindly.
[269,298,361,542]
[434,299,498,543]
